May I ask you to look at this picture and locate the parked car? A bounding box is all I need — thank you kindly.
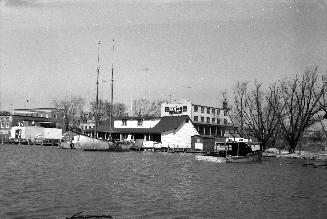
[34,135,44,145]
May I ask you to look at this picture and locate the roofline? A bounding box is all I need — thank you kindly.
[14,108,57,110]
[117,116,161,120]
[162,102,224,110]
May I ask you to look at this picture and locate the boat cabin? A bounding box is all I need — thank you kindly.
[214,139,262,157]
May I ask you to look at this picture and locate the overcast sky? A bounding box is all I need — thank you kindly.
[1,0,326,111]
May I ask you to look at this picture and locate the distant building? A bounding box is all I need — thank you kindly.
[160,99,232,137]
[80,120,95,131]
[0,108,63,140]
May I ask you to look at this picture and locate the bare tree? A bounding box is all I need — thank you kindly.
[0,111,11,116]
[52,96,85,131]
[89,100,128,122]
[274,66,326,153]
[229,81,280,150]
[132,98,167,117]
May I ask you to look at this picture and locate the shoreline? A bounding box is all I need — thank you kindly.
[264,149,327,161]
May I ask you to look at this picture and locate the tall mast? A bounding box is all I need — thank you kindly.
[95,41,100,138]
[110,39,114,130]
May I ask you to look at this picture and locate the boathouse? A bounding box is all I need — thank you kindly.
[191,135,216,152]
[86,115,199,149]
[152,115,199,149]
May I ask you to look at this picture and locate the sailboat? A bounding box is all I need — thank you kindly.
[60,40,131,151]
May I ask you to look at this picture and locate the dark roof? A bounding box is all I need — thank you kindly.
[85,115,191,134]
[151,115,190,133]
[11,115,53,124]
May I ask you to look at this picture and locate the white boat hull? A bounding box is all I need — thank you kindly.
[59,135,134,152]
[60,135,113,151]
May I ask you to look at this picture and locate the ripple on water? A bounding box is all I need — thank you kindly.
[0,144,326,218]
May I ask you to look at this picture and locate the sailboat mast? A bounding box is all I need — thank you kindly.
[95,41,100,138]
[110,39,114,130]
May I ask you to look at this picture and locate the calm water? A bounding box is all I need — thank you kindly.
[0,144,326,219]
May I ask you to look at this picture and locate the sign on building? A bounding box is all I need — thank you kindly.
[169,106,182,115]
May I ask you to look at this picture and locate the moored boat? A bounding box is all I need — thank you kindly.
[61,40,118,152]
[115,140,134,152]
[60,133,134,152]
[225,141,262,163]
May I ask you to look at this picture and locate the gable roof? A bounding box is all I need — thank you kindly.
[84,115,192,134]
[151,115,190,133]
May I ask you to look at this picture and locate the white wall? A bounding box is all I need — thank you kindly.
[114,118,160,129]
[161,120,199,149]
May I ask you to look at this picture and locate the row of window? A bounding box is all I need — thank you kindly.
[193,116,227,125]
[0,123,10,128]
[0,117,10,121]
[164,105,228,116]
[122,119,143,126]
[194,106,227,116]
[20,113,50,118]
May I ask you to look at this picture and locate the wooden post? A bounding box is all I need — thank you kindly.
[237,142,239,157]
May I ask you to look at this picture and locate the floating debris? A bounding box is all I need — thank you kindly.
[66,211,113,219]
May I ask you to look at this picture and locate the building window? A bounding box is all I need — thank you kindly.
[224,119,227,125]
[207,117,210,123]
[201,117,204,122]
[183,106,187,112]
[212,118,215,123]
[0,123,3,128]
[46,114,49,118]
[194,116,198,122]
[122,120,127,126]
[212,109,215,114]
[207,108,210,114]
[89,126,92,129]
[194,106,198,112]
[201,107,205,113]
[165,107,169,112]
[6,123,9,128]
[217,119,220,124]
[224,110,228,116]
[137,119,143,126]
[217,109,220,115]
